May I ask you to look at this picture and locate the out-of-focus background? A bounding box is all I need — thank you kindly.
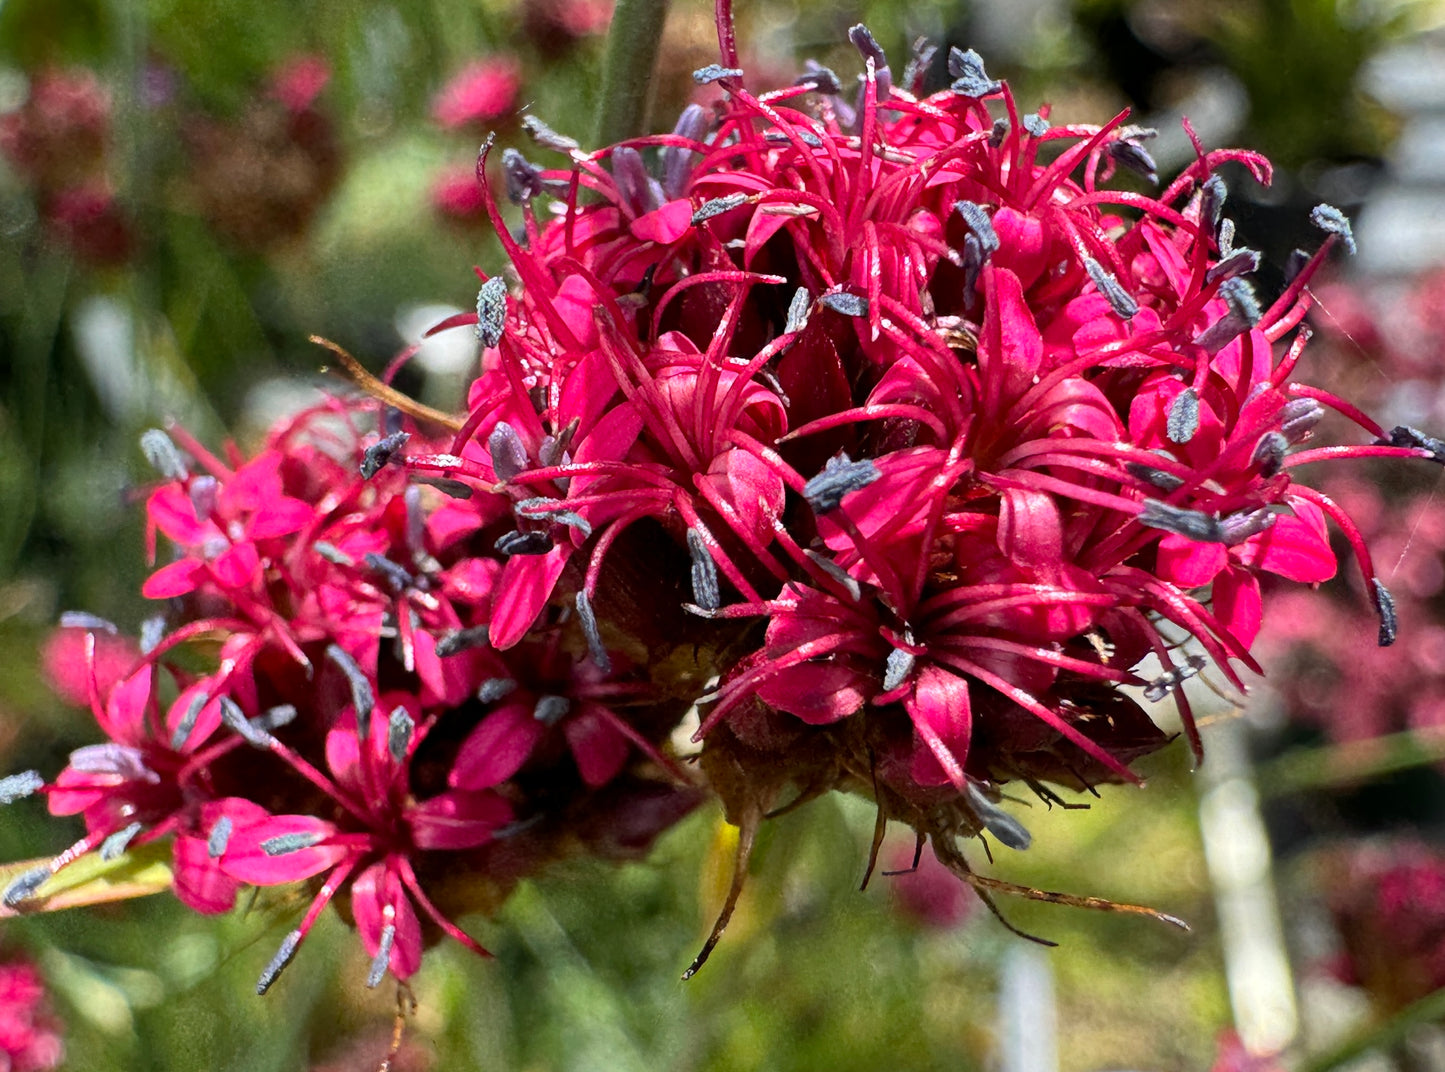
[6,0,1445,1068]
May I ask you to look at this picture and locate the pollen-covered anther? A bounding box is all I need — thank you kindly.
[502,148,545,204]
[575,590,612,674]
[257,705,298,735]
[1205,247,1261,284]
[533,695,571,726]
[1384,425,1445,464]
[256,930,302,996]
[803,453,882,513]
[436,625,490,657]
[794,66,842,95]
[327,645,376,738]
[882,647,915,692]
[1281,399,1326,444]
[1252,432,1288,477]
[100,821,143,861]
[1373,579,1398,647]
[1138,500,1226,543]
[964,783,1032,851]
[2,866,51,908]
[948,46,1001,97]
[314,541,355,566]
[1143,654,1209,703]
[477,678,518,704]
[521,115,579,154]
[475,276,508,349]
[1194,277,1261,352]
[693,64,743,85]
[367,921,396,988]
[1022,113,1049,137]
[687,529,720,612]
[1166,388,1200,444]
[1220,508,1276,546]
[516,498,593,537]
[954,200,999,256]
[221,696,274,749]
[140,428,190,481]
[488,421,531,482]
[365,553,416,594]
[690,193,749,225]
[1083,257,1138,319]
[0,770,45,805]
[785,288,811,335]
[361,432,411,480]
[208,817,233,859]
[388,706,415,762]
[262,831,325,856]
[1200,175,1228,235]
[819,291,869,318]
[189,476,218,522]
[496,529,553,557]
[1310,203,1357,255]
[1107,134,1159,183]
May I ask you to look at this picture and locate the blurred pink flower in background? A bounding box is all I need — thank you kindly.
[428,164,486,221]
[40,627,138,709]
[887,844,975,929]
[431,59,521,130]
[521,0,612,50]
[1318,840,1445,1012]
[0,958,63,1072]
[269,54,331,113]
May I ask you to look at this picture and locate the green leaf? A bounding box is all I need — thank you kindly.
[0,840,173,917]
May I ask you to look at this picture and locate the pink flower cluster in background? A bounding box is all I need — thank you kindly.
[0,68,135,265]
[6,15,1436,990]
[0,957,63,1071]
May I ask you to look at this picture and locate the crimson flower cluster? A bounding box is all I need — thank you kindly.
[6,19,1435,989]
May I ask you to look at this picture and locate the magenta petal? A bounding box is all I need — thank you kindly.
[564,704,631,787]
[449,700,545,790]
[219,814,346,885]
[99,664,153,745]
[997,487,1063,570]
[630,198,694,245]
[408,790,512,850]
[141,558,204,599]
[904,664,971,790]
[222,452,285,511]
[1156,533,1228,588]
[211,541,261,591]
[352,861,423,981]
[165,681,223,752]
[489,546,571,650]
[147,484,218,544]
[171,831,248,915]
[245,496,314,539]
[1235,500,1336,583]
[757,662,870,724]
[1213,565,1263,649]
[980,266,1042,401]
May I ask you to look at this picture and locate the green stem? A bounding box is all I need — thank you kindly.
[593,0,672,147]
[1254,725,1445,799]
[1300,986,1445,1072]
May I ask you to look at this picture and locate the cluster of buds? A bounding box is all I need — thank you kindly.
[6,7,1438,992]
[0,67,135,265]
